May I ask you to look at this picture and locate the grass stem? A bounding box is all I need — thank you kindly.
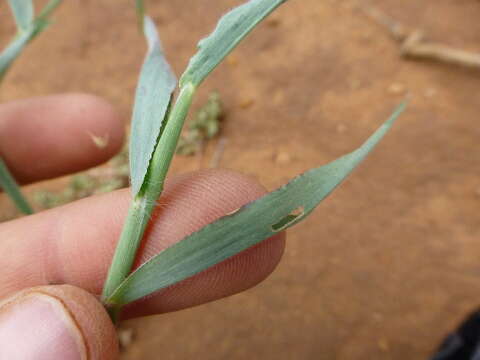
[102,83,196,306]
[0,157,33,215]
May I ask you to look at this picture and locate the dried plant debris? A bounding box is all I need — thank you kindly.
[176,92,224,156]
[209,137,228,168]
[358,1,480,69]
[34,146,129,209]
[33,93,222,210]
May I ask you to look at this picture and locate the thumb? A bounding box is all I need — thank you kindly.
[0,285,118,360]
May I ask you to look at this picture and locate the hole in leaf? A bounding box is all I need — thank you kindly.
[271,206,305,232]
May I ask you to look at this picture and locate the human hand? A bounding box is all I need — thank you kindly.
[0,94,285,359]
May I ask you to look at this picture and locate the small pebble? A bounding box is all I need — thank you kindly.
[340,1,355,10]
[118,328,135,351]
[239,98,254,109]
[329,257,340,264]
[226,55,238,67]
[349,79,362,90]
[377,339,390,352]
[336,123,348,134]
[424,87,437,98]
[372,312,384,322]
[267,18,281,27]
[388,82,406,95]
[275,152,292,164]
[273,89,285,105]
[359,31,373,43]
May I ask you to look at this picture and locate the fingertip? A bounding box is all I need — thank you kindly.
[0,93,125,183]
[126,230,286,317]
[0,169,286,319]
[0,285,118,360]
[41,285,119,359]
[125,169,287,316]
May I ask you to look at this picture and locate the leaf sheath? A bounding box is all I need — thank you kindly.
[101,83,196,301]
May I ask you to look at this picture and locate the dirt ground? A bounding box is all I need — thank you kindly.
[1,0,480,359]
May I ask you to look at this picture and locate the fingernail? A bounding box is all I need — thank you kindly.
[0,292,86,360]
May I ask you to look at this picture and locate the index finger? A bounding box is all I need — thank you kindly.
[0,169,285,319]
[0,94,124,184]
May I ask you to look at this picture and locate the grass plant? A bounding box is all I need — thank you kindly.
[0,0,405,323]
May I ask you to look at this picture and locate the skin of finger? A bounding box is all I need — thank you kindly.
[0,169,285,317]
[0,93,124,183]
[0,285,119,360]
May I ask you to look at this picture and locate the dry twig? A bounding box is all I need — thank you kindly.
[359,2,480,69]
[209,137,228,168]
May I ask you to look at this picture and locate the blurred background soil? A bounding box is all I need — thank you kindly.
[1,0,480,359]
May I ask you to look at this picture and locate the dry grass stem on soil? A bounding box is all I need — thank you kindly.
[209,137,228,168]
[358,2,480,69]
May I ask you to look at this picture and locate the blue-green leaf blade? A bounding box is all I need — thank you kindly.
[7,0,34,31]
[37,0,63,22]
[129,16,177,196]
[135,0,145,30]
[0,31,33,81]
[0,158,33,215]
[180,0,288,87]
[0,0,62,81]
[107,103,406,305]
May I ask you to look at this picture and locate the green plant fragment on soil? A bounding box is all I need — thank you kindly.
[176,92,223,156]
